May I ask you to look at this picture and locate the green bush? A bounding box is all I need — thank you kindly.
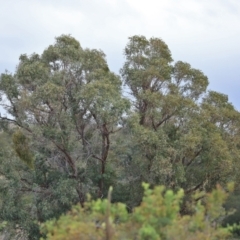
[41,183,237,240]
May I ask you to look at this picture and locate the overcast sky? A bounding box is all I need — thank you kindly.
[1,0,240,109]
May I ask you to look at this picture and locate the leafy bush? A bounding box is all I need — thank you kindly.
[41,183,236,240]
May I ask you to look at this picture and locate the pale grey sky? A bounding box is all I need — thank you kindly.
[1,0,240,109]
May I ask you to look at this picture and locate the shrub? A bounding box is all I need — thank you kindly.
[41,183,236,240]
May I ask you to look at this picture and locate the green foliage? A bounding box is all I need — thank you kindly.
[222,187,240,238]
[119,35,240,204]
[12,129,34,169]
[1,34,240,238]
[228,224,240,238]
[41,183,234,240]
[0,221,7,231]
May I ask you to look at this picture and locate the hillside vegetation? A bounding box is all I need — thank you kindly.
[1,35,240,239]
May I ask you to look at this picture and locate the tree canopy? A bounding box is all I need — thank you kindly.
[0,34,240,239]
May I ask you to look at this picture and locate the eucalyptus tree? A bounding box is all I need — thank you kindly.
[0,35,129,237]
[120,35,240,203]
